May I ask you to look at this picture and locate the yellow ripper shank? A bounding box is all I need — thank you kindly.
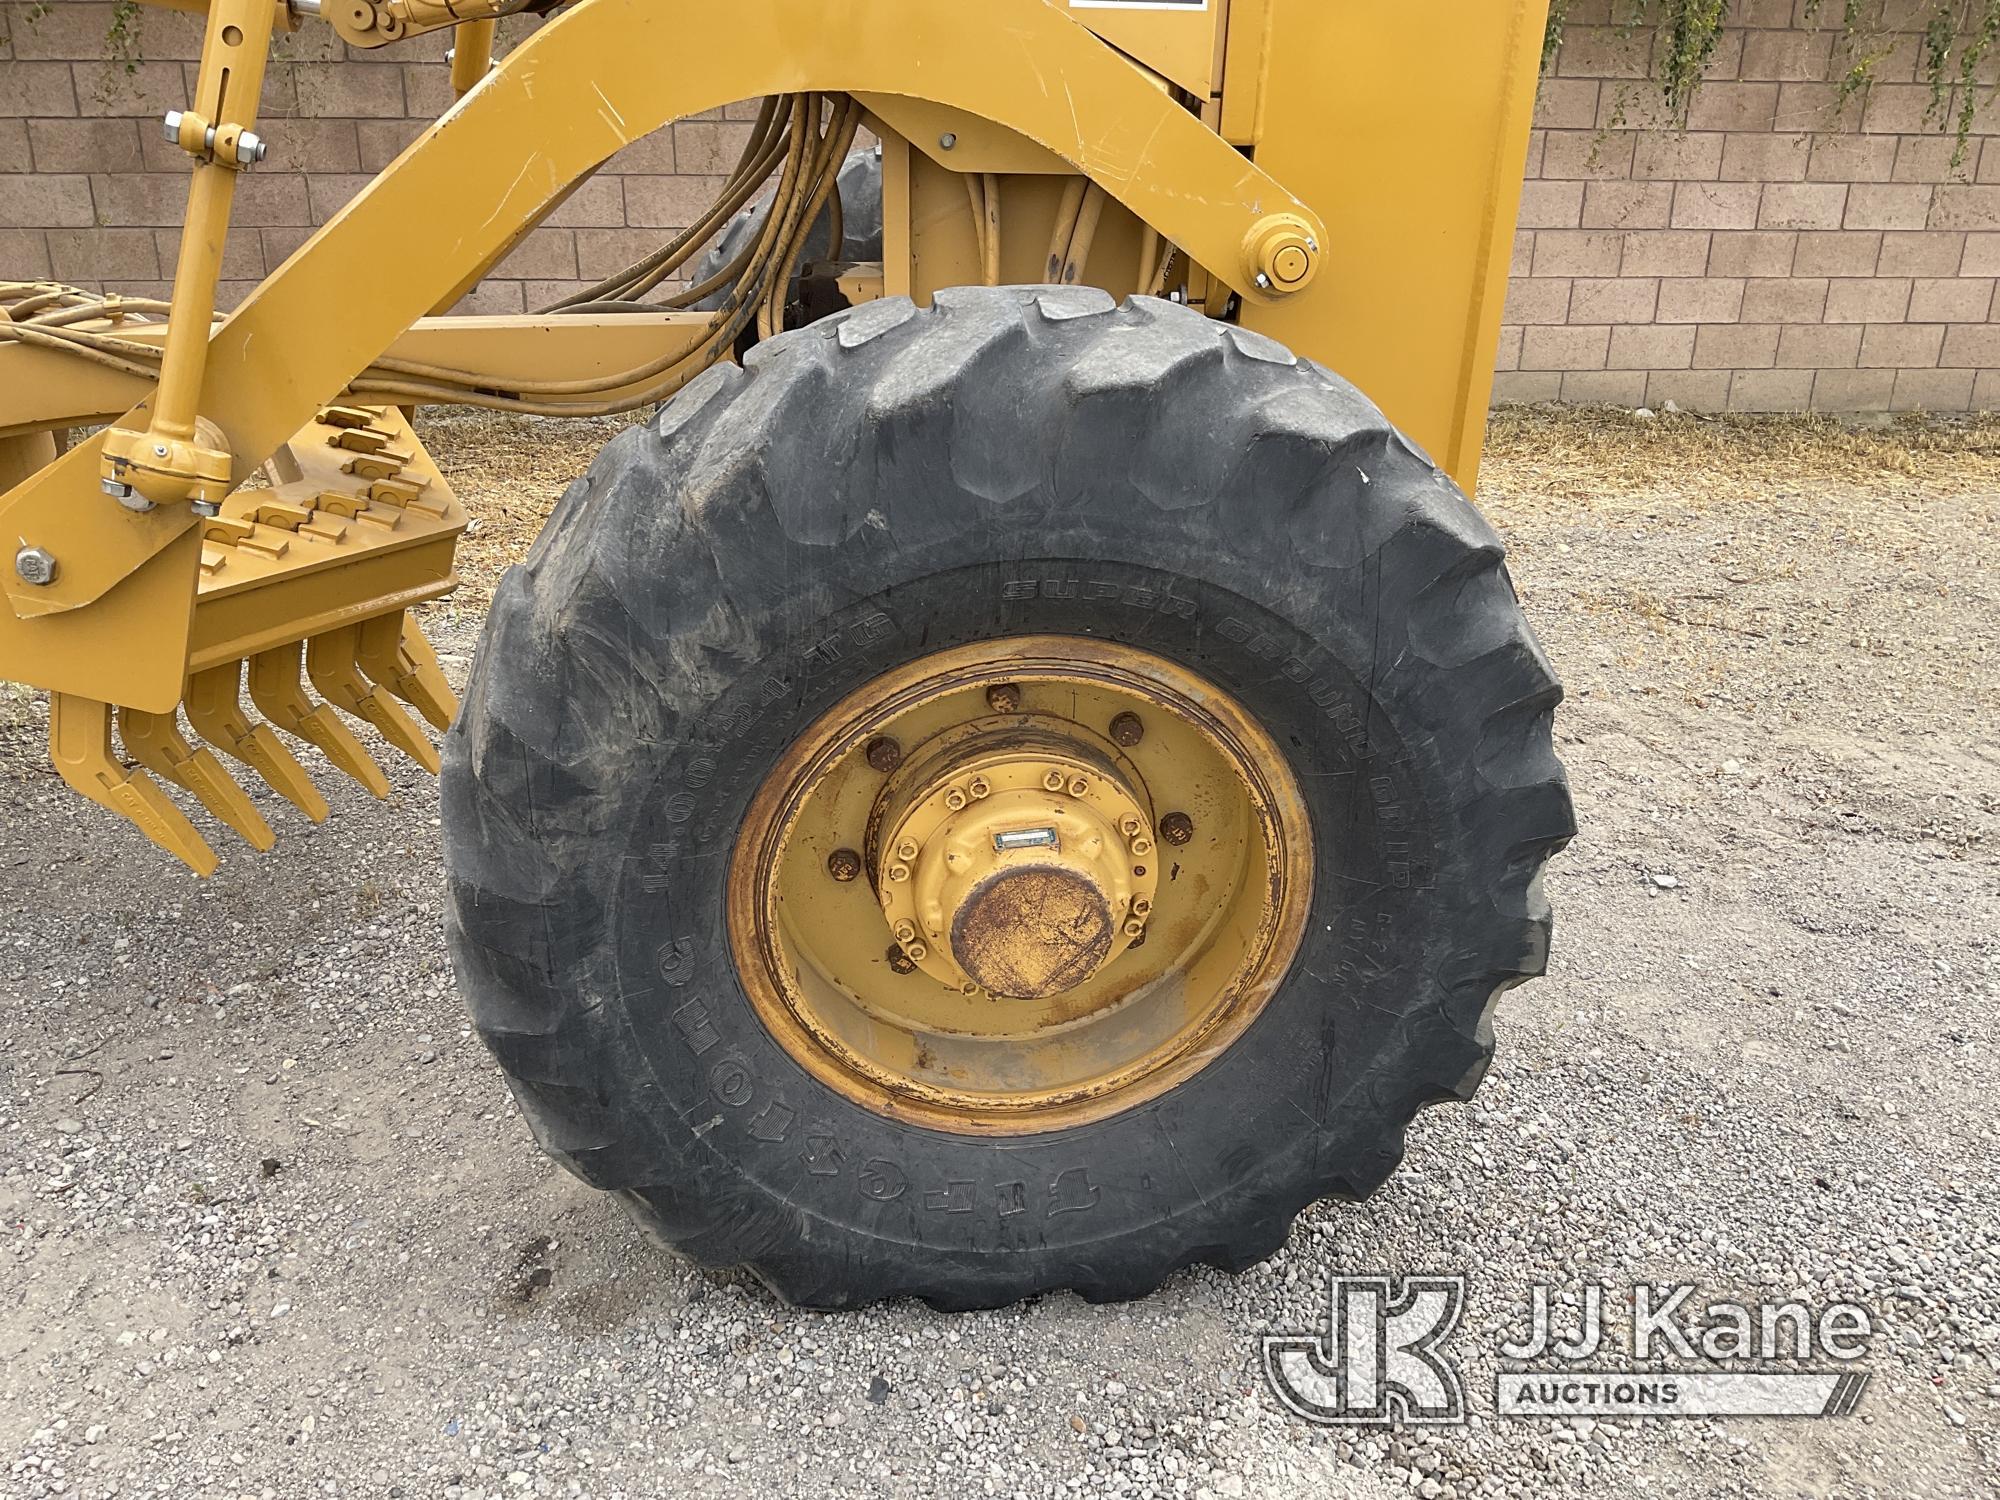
[44,403,463,876]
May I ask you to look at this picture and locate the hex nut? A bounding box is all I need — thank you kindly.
[1109,711,1145,747]
[1160,811,1195,846]
[886,946,918,975]
[864,736,903,772]
[826,848,863,882]
[13,547,57,587]
[985,683,1021,713]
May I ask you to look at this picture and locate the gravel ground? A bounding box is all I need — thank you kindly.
[0,405,1995,1499]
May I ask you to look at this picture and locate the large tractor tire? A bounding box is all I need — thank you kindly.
[442,288,1573,1311]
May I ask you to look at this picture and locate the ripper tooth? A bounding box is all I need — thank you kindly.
[48,695,217,877]
[183,661,331,824]
[249,641,392,800]
[118,704,276,852]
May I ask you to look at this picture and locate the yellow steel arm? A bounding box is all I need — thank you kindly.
[0,0,1323,720]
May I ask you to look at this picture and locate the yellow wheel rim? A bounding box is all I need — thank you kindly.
[727,636,1313,1133]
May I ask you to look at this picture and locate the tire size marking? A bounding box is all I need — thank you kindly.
[1001,576,1196,619]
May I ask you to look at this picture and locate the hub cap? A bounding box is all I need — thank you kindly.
[727,637,1313,1133]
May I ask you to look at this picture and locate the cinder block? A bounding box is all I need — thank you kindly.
[1582,182,1673,229]
[1518,181,1586,230]
[1941,324,2000,368]
[1963,233,2000,275]
[1569,276,1660,324]
[1492,372,1564,404]
[27,119,142,174]
[1791,231,1882,277]
[1807,132,1897,183]
[1559,371,1649,405]
[1531,231,1624,277]
[1673,182,1763,229]
[1774,323,1863,368]
[1721,131,1810,182]
[1686,83,1779,133]
[0,62,80,117]
[1494,326,1523,373]
[1658,278,1747,324]
[1632,132,1725,181]
[1758,183,1848,230]
[0,229,52,277]
[1728,368,1817,411]
[0,173,94,228]
[46,226,158,280]
[1694,323,1782,369]
[1857,324,1946,368]
[1519,325,1613,372]
[1741,277,1829,323]
[1932,186,2000,231]
[1810,369,1897,411]
[1644,369,1733,411]
[1608,323,1697,370]
[1908,276,1995,322]
[1707,231,1797,276]
[1824,278,1914,322]
[1621,230,1712,277]
[1844,184,1935,230]
[626,173,728,230]
[1877,231,1966,277]
[1891,368,1977,411]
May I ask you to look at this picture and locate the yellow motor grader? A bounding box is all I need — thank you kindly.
[0,0,1572,1308]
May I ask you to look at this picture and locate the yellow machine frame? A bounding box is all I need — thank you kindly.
[0,0,1548,871]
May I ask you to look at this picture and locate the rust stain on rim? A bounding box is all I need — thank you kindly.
[725,635,1314,1135]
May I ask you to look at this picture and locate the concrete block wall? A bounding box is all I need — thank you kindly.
[1505,0,2000,411]
[3,1,1996,411]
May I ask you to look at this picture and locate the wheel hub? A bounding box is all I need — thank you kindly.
[727,636,1312,1133]
[872,731,1159,998]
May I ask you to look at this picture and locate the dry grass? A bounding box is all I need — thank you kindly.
[415,403,2000,605]
[1481,403,2000,516]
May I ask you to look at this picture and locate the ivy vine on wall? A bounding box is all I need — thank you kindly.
[1545,1,2000,164]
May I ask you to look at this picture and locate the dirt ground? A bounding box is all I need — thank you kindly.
[0,405,1995,1499]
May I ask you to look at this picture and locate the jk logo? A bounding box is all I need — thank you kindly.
[1262,1275,1468,1426]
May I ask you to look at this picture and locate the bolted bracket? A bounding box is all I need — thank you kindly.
[101,418,235,513]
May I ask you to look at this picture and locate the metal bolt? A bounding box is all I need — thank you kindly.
[864,736,902,772]
[1118,814,1143,838]
[1132,897,1152,917]
[162,110,183,142]
[1067,775,1090,797]
[1042,770,1066,792]
[1160,811,1194,846]
[985,682,1021,713]
[1130,835,1154,857]
[826,848,862,883]
[939,132,958,150]
[904,941,928,961]
[13,547,57,587]
[893,920,918,945]
[896,839,919,861]
[944,788,968,812]
[888,863,911,883]
[1109,711,1145,747]
[190,499,221,517]
[152,443,169,458]
[238,132,268,164]
[886,945,918,975]
[1123,919,1145,939]
[1254,272,1273,291]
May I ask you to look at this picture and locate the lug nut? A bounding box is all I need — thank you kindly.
[968,776,991,799]
[893,919,917,945]
[864,736,902,772]
[826,848,862,882]
[1042,770,1066,792]
[13,546,57,587]
[1123,919,1146,939]
[1130,835,1154,856]
[944,787,968,812]
[896,839,919,861]
[1118,814,1143,838]
[985,683,1021,713]
[1109,711,1145,747]
[1067,775,1090,796]
[1160,811,1194,846]
[905,941,928,961]
[888,863,911,883]
[886,945,917,975]
[1132,897,1153,916]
